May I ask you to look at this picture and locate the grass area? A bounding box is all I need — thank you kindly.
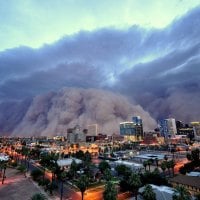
[110,177,120,184]
[71,177,119,189]
[88,181,105,188]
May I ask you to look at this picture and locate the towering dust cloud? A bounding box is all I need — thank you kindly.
[0,88,156,136]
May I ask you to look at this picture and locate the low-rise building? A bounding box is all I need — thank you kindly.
[57,158,82,169]
[139,184,174,200]
[114,160,144,172]
[170,175,200,195]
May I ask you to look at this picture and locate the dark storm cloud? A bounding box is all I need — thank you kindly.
[116,6,200,121]
[0,6,200,134]
[117,42,200,120]
[0,62,104,99]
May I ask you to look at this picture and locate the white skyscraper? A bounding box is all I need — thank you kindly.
[87,124,98,136]
[158,118,177,138]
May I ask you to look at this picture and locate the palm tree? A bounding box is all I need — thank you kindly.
[128,173,142,200]
[21,146,30,166]
[103,181,117,200]
[60,172,67,200]
[166,161,171,176]
[169,160,176,177]
[17,164,27,177]
[160,161,167,177]
[147,159,153,171]
[172,185,192,200]
[142,184,156,200]
[143,161,148,171]
[31,192,47,200]
[75,175,89,200]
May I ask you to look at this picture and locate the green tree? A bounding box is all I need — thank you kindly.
[187,148,200,166]
[69,159,78,178]
[83,151,92,164]
[60,152,65,159]
[99,161,111,174]
[82,151,92,176]
[21,146,30,167]
[195,193,200,200]
[31,168,44,181]
[128,173,142,200]
[75,150,85,160]
[103,181,117,200]
[39,152,59,181]
[17,164,27,177]
[31,193,47,200]
[172,185,192,200]
[142,184,156,200]
[75,175,89,200]
[41,152,61,183]
[115,164,130,176]
[30,147,41,160]
[104,168,112,181]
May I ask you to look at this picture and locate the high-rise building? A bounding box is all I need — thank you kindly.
[158,118,177,138]
[67,125,86,143]
[176,121,194,140]
[132,116,143,125]
[120,116,143,141]
[190,122,200,141]
[87,124,98,136]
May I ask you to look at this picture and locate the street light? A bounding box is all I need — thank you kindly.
[1,164,6,184]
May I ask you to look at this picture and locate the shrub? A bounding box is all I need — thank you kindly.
[31,169,44,181]
[38,178,50,186]
[31,192,47,200]
[10,161,18,167]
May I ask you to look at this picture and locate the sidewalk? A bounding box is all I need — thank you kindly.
[0,167,53,200]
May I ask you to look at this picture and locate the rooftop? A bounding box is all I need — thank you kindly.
[139,184,174,200]
[134,153,165,160]
[114,160,143,168]
[0,153,9,161]
[57,158,82,167]
[170,175,200,189]
[187,171,200,177]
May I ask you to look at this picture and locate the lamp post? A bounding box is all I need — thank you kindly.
[2,164,6,184]
[59,171,67,200]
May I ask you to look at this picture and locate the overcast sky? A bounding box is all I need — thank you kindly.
[0,0,200,125]
[1,0,200,50]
